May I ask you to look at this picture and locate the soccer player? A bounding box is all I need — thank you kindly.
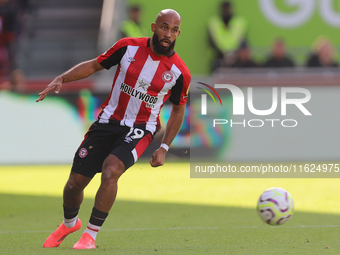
[37,9,190,249]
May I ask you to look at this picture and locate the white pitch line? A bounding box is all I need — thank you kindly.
[101,226,221,232]
[1,225,339,235]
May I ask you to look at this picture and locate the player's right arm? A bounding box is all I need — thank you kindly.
[36,58,104,102]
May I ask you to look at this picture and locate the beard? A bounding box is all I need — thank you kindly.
[151,33,176,56]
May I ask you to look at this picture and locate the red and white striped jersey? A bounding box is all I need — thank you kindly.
[97,37,191,134]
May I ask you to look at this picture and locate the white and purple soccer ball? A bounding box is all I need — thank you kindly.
[257,187,294,225]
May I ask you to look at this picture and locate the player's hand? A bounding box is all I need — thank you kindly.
[150,147,167,167]
[36,76,63,102]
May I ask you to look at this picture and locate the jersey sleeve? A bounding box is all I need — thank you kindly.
[169,71,191,105]
[97,39,128,69]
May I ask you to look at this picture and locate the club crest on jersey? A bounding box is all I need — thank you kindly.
[162,71,173,83]
[79,148,88,158]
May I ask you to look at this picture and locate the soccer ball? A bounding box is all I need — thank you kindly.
[257,187,294,225]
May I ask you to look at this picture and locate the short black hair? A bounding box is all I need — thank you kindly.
[129,5,140,13]
[221,1,231,9]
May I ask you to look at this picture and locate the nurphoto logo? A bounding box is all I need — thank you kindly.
[198,83,312,128]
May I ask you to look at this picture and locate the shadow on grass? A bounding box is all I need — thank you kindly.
[1,193,339,255]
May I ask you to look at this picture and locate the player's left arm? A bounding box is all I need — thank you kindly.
[150,103,186,167]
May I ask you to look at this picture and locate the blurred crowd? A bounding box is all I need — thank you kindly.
[208,1,339,72]
[0,0,29,92]
[0,1,338,93]
[118,2,339,73]
[120,5,147,39]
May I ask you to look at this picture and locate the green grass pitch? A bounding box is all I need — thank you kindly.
[1,162,340,254]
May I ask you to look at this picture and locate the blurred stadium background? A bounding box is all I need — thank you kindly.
[0,0,339,164]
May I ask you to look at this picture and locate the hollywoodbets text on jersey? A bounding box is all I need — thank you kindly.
[120,82,159,108]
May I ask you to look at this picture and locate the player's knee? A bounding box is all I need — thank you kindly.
[102,164,124,183]
[65,179,84,192]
